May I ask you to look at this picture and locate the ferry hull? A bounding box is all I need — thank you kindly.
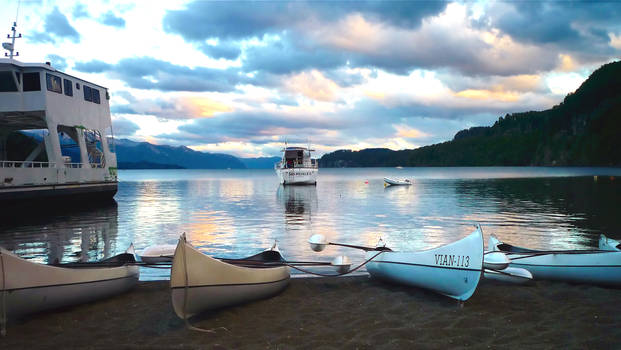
[276,168,318,185]
[0,181,117,202]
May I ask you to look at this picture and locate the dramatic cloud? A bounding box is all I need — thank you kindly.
[33,7,80,43]
[74,57,248,92]
[100,11,126,28]
[198,41,242,60]
[45,54,68,70]
[111,117,141,136]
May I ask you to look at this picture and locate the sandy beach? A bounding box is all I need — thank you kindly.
[2,275,620,349]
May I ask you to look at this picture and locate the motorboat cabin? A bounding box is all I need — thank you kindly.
[275,146,318,185]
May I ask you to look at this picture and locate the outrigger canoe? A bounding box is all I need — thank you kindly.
[365,226,484,301]
[489,235,621,286]
[0,245,139,319]
[599,234,620,251]
[383,177,412,186]
[170,235,290,319]
[483,251,532,284]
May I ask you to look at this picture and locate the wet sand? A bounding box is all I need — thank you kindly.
[2,276,620,349]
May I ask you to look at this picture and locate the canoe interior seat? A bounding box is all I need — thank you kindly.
[50,253,137,268]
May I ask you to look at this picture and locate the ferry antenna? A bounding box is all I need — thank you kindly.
[3,0,22,59]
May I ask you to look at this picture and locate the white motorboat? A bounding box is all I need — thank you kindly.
[275,145,318,185]
[365,226,484,301]
[489,234,621,285]
[0,21,117,203]
[383,177,412,186]
[0,245,139,319]
[170,235,290,319]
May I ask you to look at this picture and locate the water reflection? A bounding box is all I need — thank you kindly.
[0,201,119,264]
[277,185,318,228]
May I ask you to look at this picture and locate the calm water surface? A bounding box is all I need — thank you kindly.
[1,167,621,280]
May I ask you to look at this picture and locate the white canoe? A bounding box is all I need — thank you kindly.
[365,226,484,301]
[599,234,620,251]
[489,235,621,286]
[170,236,290,319]
[139,244,176,264]
[0,245,139,318]
[383,177,412,186]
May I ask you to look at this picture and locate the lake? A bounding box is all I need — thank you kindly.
[1,167,620,280]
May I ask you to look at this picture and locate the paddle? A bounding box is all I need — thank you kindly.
[308,234,393,252]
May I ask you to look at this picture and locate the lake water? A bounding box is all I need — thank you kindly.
[1,167,621,280]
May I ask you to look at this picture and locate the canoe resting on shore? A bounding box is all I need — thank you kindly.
[489,235,621,286]
[170,235,290,319]
[365,226,484,301]
[0,245,139,319]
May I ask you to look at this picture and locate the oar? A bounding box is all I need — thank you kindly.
[308,234,393,252]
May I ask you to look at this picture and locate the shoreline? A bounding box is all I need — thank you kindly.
[2,276,620,349]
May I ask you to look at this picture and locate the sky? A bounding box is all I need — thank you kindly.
[2,0,620,158]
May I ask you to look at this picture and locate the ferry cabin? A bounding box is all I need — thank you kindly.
[0,58,118,201]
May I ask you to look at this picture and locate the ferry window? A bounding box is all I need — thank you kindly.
[83,85,92,102]
[16,72,21,84]
[23,72,41,91]
[0,71,18,92]
[63,79,73,96]
[76,82,80,90]
[92,88,101,104]
[46,73,62,94]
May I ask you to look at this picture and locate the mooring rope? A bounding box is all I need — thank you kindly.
[283,251,384,277]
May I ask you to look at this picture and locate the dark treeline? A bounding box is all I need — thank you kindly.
[320,61,621,167]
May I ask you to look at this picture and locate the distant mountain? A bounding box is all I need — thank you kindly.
[320,60,621,167]
[239,156,280,169]
[114,139,246,169]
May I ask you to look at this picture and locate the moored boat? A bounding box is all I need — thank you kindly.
[0,245,139,319]
[383,177,412,186]
[275,145,318,185]
[489,235,621,286]
[170,235,290,319]
[599,234,620,251]
[365,226,484,301]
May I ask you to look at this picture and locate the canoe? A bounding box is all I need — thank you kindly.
[0,245,139,318]
[170,236,290,319]
[599,234,620,251]
[383,177,412,186]
[139,244,176,264]
[365,226,484,301]
[489,235,621,286]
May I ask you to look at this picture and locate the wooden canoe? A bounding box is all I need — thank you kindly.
[170,236,290,319]
[365,226,484,301]
[0,245,139,318]
[489,235,621,286]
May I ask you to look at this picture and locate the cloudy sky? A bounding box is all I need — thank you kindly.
[3,0,620,157]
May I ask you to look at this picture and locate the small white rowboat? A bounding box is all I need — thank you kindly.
[489,235,621,286]
[170,236,290,319]
[599,234,620,251]
[383,177,412,186]
[0,245,139,318]
[365,226,484,301]
[139,244,176,264]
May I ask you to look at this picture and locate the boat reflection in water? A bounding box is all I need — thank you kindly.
[0,201,120,265]
[277,184,318,229]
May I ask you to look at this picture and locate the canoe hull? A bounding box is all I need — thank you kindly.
[365,228,483,301]
[0,248,139,318]
[489,235,621,285]
[170,238,290,318]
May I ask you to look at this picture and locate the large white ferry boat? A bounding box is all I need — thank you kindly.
[0,22,118,202]
[275,145,318,185]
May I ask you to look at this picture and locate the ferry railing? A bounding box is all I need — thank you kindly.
[0,160,58,168]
